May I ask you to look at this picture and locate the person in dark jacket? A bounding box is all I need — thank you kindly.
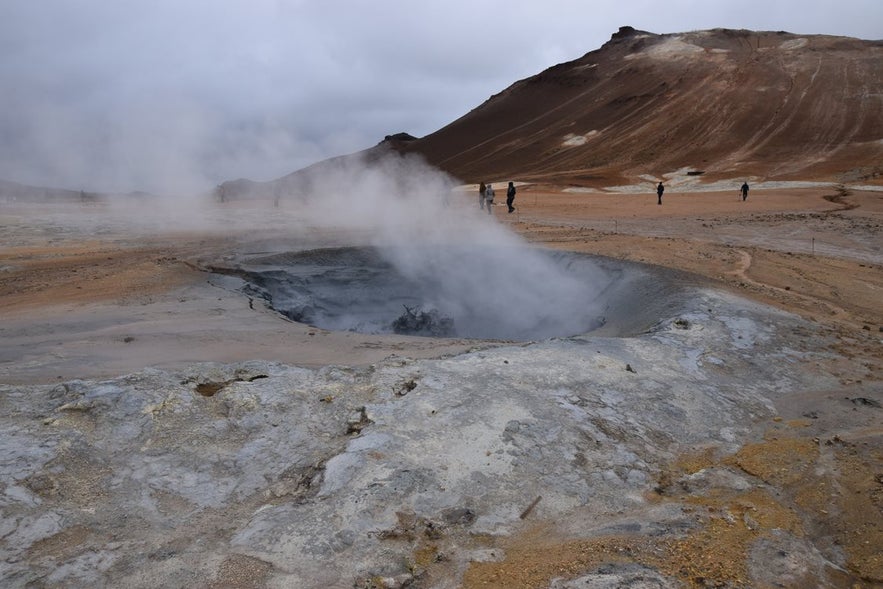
[740,182,749,201]
[506,182,516,213]
[656,182,664,205]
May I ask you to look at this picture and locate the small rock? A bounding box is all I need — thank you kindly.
[744,512,760,531]
[395,379,418,396]
[346,406,373,434]
[380,574,414,589]
[441,507,476,526]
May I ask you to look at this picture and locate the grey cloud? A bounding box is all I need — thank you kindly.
[1,0,879,193]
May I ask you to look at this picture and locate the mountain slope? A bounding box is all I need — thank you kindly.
[393,26,883,186]
[0,179,88,202]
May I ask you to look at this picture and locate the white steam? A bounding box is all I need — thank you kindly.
[237,152,610,340]
[4,150,610,340]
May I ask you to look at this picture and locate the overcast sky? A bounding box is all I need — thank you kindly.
[1,0,880,194]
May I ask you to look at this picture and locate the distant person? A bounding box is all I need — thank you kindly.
[740,181,749,201]
[485,183,495,214]
[656,181,664,205]
[479,182,487,210]
[506,182,516,213]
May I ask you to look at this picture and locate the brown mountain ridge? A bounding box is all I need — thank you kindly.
[384,26,883,188]
[201,26,883,199]
[5,27,880,201]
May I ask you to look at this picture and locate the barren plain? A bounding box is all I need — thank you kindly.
[1,182,881,588]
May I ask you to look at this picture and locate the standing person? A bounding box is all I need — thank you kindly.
[656,181,664,205]
[485,183,495,214]
[506,182,516,213]
[478,182,487,210]
[740,181,749,201]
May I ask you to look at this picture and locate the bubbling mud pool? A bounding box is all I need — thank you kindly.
[231,246,695,341]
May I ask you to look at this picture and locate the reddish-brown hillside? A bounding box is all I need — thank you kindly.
[392,26,883,187]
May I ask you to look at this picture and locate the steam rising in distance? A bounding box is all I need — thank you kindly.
[225,153,610,340]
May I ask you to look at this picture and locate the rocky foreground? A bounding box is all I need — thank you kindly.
[1,184,881,587]
[2,282,881,588]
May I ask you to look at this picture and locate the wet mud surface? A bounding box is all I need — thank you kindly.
[227,246,697,341]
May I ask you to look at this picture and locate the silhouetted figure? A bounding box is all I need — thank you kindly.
[506,182,516,213]
[740,182,749,201]
[478,182,486,210]
[656,182,664,205]
[485,184,495,214]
